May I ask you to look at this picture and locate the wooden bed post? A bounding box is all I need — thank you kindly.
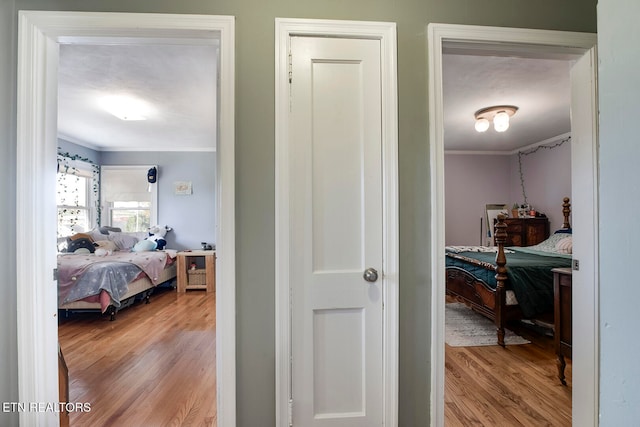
[562,197,571,229]
[494,214,508,347]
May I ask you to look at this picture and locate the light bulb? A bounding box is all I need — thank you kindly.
[474,118,490,132]
[493,111,510,132]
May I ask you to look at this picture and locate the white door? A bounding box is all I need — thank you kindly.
[570,47,599,427]
[289,35,384,426]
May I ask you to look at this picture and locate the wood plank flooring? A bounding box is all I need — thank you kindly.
[58,286,216,427]
[445,319,572,426]
[59,288,570,426]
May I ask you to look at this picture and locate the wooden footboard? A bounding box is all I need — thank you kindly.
[445,214,522,346]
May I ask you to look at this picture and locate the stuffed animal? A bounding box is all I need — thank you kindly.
[147,225,171,250]
[66,236,95,254]
[131,225,172,252]
[132,239,157,252]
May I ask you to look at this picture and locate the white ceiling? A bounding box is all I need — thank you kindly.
[58,42,573,153]
[442,53,572,152]
[58,43,218,152]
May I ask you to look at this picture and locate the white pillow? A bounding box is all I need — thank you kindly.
[107,231,139,251]
[87,228,107,242]
[555,236,573,254]
[528,233,568,253]
[94,240,118,252]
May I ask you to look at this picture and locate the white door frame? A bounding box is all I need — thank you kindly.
[275,18,399,427]
[16,11,236,427]
[428,23,598,426]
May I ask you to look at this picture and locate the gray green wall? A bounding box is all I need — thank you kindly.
[597,0,640,423]
[0,1,18,426]
[0,1,596,426]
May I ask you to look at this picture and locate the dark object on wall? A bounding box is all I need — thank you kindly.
[147,167,157,183]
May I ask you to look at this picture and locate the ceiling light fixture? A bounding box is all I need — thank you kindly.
[100,94,151,121]
[474,105,518,133]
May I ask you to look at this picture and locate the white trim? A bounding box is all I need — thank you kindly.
[569,46,600,427]
[17,11,236,427]
[275,18,399,427]
[428,23,597,427]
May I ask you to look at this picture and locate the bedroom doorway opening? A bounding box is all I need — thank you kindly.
[427,24,598,426]
[16,11,236,427]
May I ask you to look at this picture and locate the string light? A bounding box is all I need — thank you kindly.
[517,136,571,205]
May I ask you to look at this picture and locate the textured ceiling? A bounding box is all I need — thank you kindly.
[443,53,572,152]
[58,42,572,153]
[58,43,218,152]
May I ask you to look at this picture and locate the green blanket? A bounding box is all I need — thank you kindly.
[445,248,571,318]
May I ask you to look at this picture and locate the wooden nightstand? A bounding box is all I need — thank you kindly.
[177,250,216,292]
[553,267,572,385]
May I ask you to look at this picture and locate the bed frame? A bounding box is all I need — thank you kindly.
[446,197,571,346]
[59,263,177,321]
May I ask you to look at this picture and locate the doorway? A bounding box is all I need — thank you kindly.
[16,11,236,426]
[427,24,598,426]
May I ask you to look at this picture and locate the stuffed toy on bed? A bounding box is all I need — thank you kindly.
[132,225,172,251]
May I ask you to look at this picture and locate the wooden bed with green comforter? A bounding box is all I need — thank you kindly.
[445,198,573,346]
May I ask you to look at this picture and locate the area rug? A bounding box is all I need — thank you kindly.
[445,303,530,347]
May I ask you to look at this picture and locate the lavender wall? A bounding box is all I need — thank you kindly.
[509,140,571,232]
[445,140,571,245]
[444,154,511,245]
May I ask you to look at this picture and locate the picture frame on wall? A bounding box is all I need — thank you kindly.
[174,181,193,195]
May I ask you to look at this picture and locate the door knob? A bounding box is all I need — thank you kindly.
[363,267,379,283]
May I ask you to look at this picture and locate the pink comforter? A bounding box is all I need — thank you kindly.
[58,250,176,312]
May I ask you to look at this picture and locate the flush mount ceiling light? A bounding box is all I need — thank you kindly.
[474,105,518,133]
[100,94,152,121]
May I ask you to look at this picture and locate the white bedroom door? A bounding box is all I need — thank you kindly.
[288,35,384,426]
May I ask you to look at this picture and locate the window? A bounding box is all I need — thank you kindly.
[56,156,99,237]
[101,166,158,232]
[109,201,151,232]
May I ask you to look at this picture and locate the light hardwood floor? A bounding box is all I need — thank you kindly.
[59,287,569,426]
[445,321,572,426]
[58,286,217,427]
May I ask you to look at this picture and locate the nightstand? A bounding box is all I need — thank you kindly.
[177,250,216,292]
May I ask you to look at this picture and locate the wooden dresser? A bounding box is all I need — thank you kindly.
[552,267,572,385]
[495,217,550,246]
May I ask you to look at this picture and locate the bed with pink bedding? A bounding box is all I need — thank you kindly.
[57,249,177,320]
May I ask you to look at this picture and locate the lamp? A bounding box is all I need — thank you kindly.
[474,105,518,133]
